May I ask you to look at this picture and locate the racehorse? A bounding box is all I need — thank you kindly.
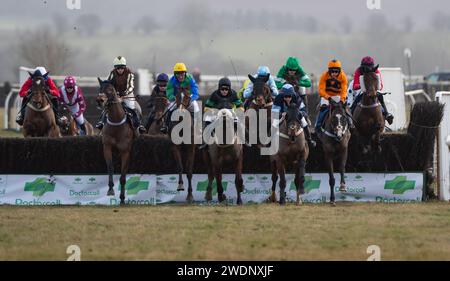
[246,74,273,147]
[318,96,351,206]
[270,104,309,205]
[203,108,244,204]
[22,75,60,138]
[147,96,169,135]
[352,68,385,154]
[169,87,196,203]
[96,78,135,205]
[58,104,94,136]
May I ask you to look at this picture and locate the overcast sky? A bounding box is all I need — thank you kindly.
[0,0,448,31]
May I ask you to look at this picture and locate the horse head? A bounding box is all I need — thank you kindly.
[97,77,119,110]
[328,96,348,141]
[285,103,302,142]
[362,67,380,99]
[176,86,191,110]
[29,76,49,110]
[248,74,271,107]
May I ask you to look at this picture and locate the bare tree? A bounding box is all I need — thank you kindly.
[175,1,211,34]
[340,16,353,34]
[17,28,74,74]
[52,14,71,34]
[75,14,102,36]
[430,11,450,31]
[402,16,415,33]
[134,16,160,34]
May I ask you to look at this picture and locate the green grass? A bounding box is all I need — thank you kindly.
[0,202,449,260]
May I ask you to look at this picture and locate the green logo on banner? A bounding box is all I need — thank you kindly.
[89,177,96,182]
[290,176,321,193]
[121,176,149,195]
[384,176,416,194]
[197,179,228,196]
[75,178,82,182]
[24,178,56,196]
[170,176,177,181]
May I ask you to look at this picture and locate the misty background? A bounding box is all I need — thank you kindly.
[1,0,450,82]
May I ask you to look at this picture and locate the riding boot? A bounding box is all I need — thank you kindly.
[345,106,355,129]
[50,97,65,126]
[378,94,394,125]
[96,111,107,130]
[79,123,87,136]
[145,111,155,131]
[160,109,173,134]
[16,96,30,125]
[315,106,328,133]
[303,126,316,148]
[129,109,146,134]
[350,94,362,114]
[199,121,212,150]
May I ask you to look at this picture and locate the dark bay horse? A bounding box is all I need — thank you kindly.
[23,76,60,138]
[318,97,351,206]
[352,69,385,154]
[147,96,169,135]
[96,78,135,205]
[246,74,273,147]
[58,104,94,136]
[169,88,196,203]
[203,108,244,205]
[270,104,309,205]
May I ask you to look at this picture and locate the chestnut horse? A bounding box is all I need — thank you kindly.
[96,78,135,205]
[352,68,385,154]
[318,96,351,206]
[22,76,60,138]
[203,108,244,205]
[169,87,196,203]
[270,103,309,205]
[58,104,94,136]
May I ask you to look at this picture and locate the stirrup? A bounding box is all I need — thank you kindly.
[96,122,104,129]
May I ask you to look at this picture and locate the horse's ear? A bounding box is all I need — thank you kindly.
[373,64,379,72]
[248,74,255,83]
[28,71,33,77]
[97,77,102,85]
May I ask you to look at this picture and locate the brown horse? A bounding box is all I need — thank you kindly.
[169,88,196,203]
[203,108,244,204]
[96,78,135,205]
[352,69,385,154]
[246,75,273,147]
[22,76,60,138]
[318,97,351,206]
[270,104,309,205]
[58,104,94,136]
[147,96,169,135]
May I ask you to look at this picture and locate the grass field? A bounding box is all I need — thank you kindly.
[0,108,22,138]
[0,202,449,261]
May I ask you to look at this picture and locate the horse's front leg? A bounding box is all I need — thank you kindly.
[270,158,278,203]
[372,130,382,154]
[325,152,336,206]
[296,159,306,206]
[235,152,244,205]
[172,146,184,191]
[277,159,287,205]
[338,147,348,193]
[203,150,214,202]
[119,150,131,205]
[215,164,227,203]
[185,145,195,204]
[104,145,115,197]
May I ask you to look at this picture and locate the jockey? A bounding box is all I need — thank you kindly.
[58,76,87,135]
[145,73,169,130]
[200,77,245,149]
[275,56,312,92]
[16,66,64,126]
[243,66,279,100]
[96,56,146,133]
[160,62,200,134]
[351,56,394,125]
[275,56,312,120]
[273,84,316,147]
[315,59,353,132]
